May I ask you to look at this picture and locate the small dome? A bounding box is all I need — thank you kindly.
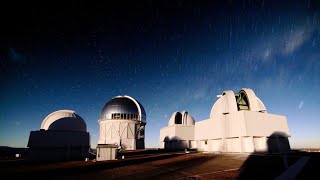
[168,112,179,126]
[168,111,195,126]
[40,110,87,132]
[184,111,195,126]
[100,95,146,123]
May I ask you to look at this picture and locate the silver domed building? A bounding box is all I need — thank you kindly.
[98,95,146,150]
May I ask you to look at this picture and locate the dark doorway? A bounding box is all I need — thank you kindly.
[175,112,182,124]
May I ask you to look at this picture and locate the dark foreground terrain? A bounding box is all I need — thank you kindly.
[1,150,319,179]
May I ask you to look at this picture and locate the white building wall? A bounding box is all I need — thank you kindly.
[98,120,138,150]
[253,136,268,152]
[223,138,241,152]
[160,125,194,149]
[160,126,176,143]
[224,112,247,138]
[244,111,290,137]
[212,116,225,139]
[195,119,212,140]
[175,126,195,140]
[241,136,255,152]
[208,139,222,151]
[197,140,208,151]
[190,140,197,148]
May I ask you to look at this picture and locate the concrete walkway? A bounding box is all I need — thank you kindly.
[275,156,310,180]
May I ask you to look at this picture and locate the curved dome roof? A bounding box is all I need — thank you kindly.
[168,111,195,126]
[100,95,146,123]
[183,111,195,126]
[40,110,87,132]
[210,88,267,119]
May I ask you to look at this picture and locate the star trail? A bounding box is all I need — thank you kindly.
[1,0,320,148]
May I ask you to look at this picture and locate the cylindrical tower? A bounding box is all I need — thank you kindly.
[98,95,146,150]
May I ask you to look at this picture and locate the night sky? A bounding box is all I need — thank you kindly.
[1,1,320,148]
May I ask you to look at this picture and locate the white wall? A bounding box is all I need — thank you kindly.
[98,120,140,150]
[224,112,247,138]
[160,125,194,140]
[208,139,222,152]
[96,147,117,161]
[212,115,225,139]
[190,140,197,148]
[253,136,267,152]
[195,119,212,140]
[175,126,195,140]
[222,111,290,138]
[244,111,290,137]
[160,125,194,148]
[160,126,176,143]
[223,138,241,152]
[197,140,208,151]
[241,136,254,152]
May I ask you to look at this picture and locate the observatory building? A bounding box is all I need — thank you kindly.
[160,88,291,153]
[98,95,146,150]
[27,110,90,161]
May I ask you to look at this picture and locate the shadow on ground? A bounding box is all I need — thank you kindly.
[238,132,319,179]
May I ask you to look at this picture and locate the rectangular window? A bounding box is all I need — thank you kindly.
[114,113,120,119]
[121,114,124,119]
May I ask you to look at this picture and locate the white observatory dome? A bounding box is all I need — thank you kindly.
[168,111,195,126]
[40,110,87,132]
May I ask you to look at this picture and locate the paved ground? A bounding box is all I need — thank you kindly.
[1,151,318,179]
[61,153,247,180]
[60,153,302,180]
